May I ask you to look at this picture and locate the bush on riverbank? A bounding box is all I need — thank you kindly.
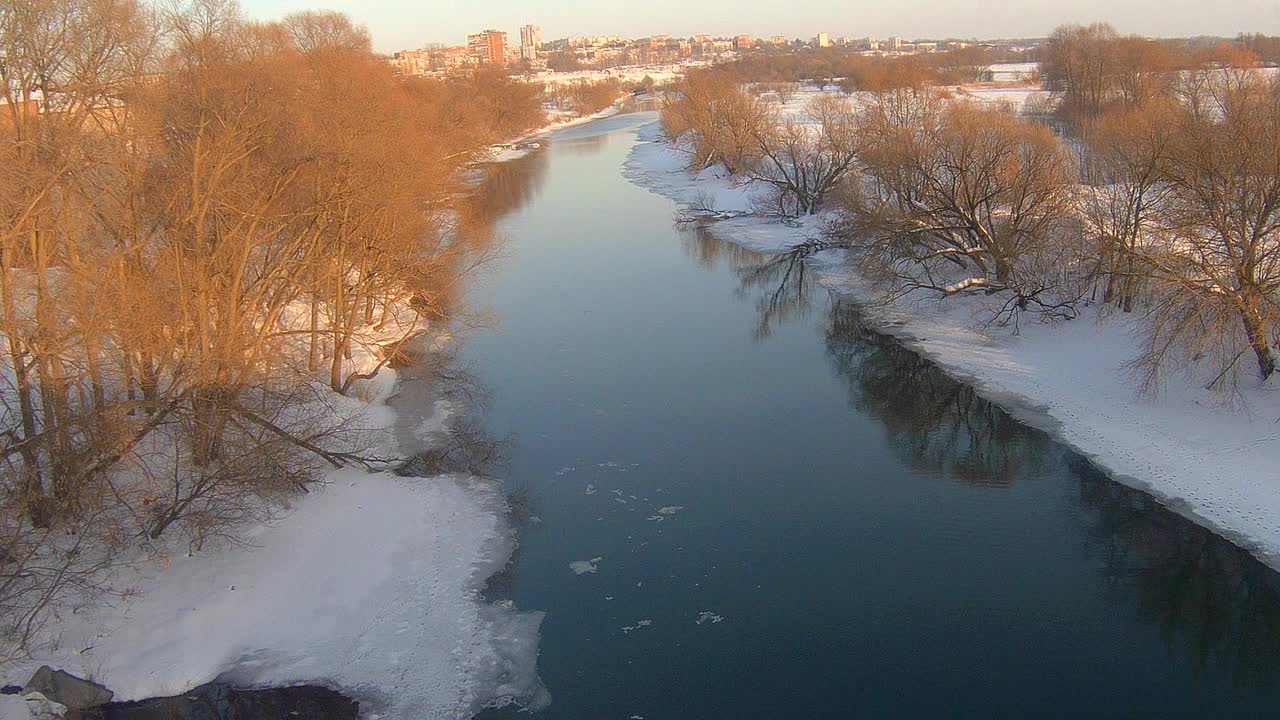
[659,31,1280,392]
[0,1,543,654]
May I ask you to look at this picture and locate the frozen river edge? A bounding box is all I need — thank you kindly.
[2,350,548,720]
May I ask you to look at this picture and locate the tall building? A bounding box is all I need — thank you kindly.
[468,29,508,65]
[519,24,541,60]
[815,32,830,48]
[890,36,903,50]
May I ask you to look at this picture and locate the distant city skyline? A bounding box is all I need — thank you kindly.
[238,0,1280,53]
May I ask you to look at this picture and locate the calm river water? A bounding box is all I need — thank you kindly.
[460,112,1280,719]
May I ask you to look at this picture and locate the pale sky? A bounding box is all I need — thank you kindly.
[238,0,1280,53]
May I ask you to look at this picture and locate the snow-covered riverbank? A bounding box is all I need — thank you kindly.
[622,118,1280,569]
[2,346,545,719]
[486,105,622,163]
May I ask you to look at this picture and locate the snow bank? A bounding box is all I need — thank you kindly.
[0,693,65,720]
[623,117,1280,571]
[485,106,622,163]
[3,366,545,719]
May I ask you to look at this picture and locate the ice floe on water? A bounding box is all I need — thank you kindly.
[570,557,603,575]
[621,620,654,634]
[646,505,685,522]
[696,611,724,625]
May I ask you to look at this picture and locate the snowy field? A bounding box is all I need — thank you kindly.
[530,60,708,88]
[622,117,1280,571]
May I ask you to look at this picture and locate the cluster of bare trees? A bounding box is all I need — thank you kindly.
[0,0,544,649]
[661,32,1280,392]
[839,90,1083,325]
[660,69,858,214]
[1042,23,1262,124]
[1045,24,1280,389]
[547,77,623,118]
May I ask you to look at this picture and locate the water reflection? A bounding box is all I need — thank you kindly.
[456,147,551,251]
[681,224,768,270]
[1074,459,1280,687]
[736,238,1280,688]
[556,131,608,156]
[681,224,814,341]
[391,344,510,479]
[824,299,1051,487]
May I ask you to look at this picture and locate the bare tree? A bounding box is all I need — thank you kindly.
[837,94,1081,323]
[659,68,772,174]
[281,9,370,54]
[747,94,859,216]
[1079,101,1178,312]
[1126,75,1280,384]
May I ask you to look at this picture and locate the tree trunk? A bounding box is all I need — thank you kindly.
[1240,300,1277,381]
[190,385,228,467]
[308,299,320,372]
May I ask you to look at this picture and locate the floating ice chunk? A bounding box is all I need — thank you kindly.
[621,619,653,634]
[584,484,596,495]
[696,611,724,625]
[657,506,684,515]
[569,557,603,575]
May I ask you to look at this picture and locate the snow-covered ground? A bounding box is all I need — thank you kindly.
[487,105,622,162]
[2,327,545,716]
[987,61,1039,82]
[623,117,1280,571]
[530,60,708,88]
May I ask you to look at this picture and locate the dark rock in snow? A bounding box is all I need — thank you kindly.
[70,683,359,720]
[24,666,114,709]
[1,684,22,694]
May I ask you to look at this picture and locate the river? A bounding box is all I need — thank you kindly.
[456,111,1280,719]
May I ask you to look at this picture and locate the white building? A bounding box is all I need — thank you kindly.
[519,24,542,60]
[815,32,830,48]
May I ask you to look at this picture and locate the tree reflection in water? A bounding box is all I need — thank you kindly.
[556,131,609,156]
[681,223,769,272]
[455,146,551,253]
[825,299,1052,487]
[1073,456,1280,687]
[682,224,816,341]
[735,236,1280,688]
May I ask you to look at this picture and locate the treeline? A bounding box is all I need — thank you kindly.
[718,47,998,88]
[0,0,544,648]
[661,31,1280,397]
[1239,33,1280,64]
[547,78,624,117]
[1042,23,1263,123]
